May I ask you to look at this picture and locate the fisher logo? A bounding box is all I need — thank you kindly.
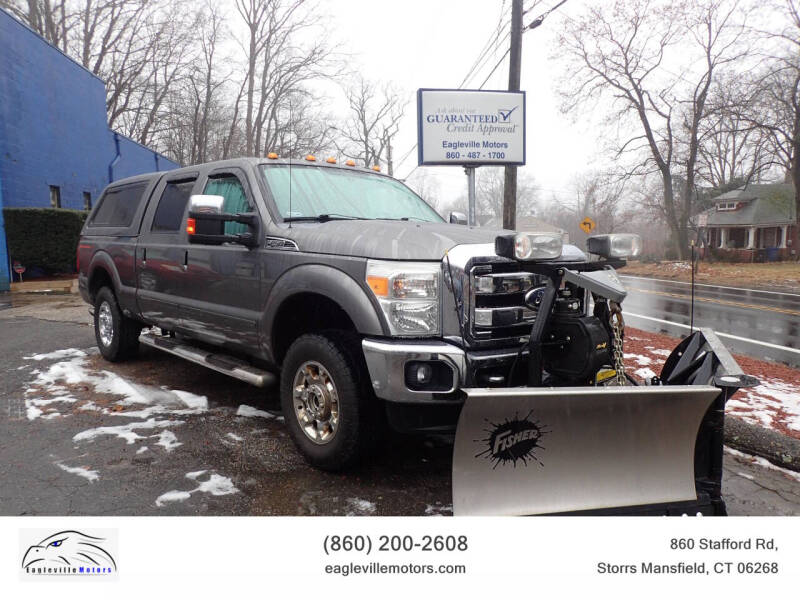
[21,530,117,578]
[475,411,548,468]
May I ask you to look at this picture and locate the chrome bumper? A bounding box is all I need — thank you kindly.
[361,339,467,403]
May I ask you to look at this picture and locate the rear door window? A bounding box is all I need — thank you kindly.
[91,183,148,227]
[151,179,196,232]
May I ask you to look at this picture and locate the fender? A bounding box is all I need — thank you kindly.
[261,263,387,358]
[87,250,138,316]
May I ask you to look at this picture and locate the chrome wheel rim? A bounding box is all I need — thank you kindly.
[98,301,114,347]
[292,361,339,445]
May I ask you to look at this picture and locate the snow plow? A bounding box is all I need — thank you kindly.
[450,233,758,516]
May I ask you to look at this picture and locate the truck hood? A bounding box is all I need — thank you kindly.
[278,220,510,260]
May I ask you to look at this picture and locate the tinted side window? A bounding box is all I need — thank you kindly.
[91,183,148,227]
[152,179,195,232]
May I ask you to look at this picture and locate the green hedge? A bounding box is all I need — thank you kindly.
[3,207,87,273]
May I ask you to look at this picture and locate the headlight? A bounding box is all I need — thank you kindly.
[495,232,563,261]
[586,234,643,259]
[366,260,440,336]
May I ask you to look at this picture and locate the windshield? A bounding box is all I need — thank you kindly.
[260,165,444,222]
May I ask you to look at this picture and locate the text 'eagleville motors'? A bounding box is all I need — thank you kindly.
[77,156,757,516]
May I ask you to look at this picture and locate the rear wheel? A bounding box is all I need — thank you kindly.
[280,332,375,470]
[94,287,141,362]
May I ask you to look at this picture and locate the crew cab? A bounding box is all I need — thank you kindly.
[78,155,753,518]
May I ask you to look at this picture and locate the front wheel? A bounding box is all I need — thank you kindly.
[280,332,374,471]
[94,287,141,362]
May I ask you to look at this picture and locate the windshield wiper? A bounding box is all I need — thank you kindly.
[283,213,365,223]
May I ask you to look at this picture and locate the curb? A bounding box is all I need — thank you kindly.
[725,416,800,473]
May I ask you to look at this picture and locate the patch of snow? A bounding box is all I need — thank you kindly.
[624,353,652,366]
[226,433,243,442]
[155,471,238,507]
[236,404,273,419]
[155,490,192,507]
[22,351,208,422]
[24,348,87,361]
[645,347,672,357]
[154,430,182,452]
[346,498,376,515]
[136,446,149,455]
[634,367,657,380]
[726,377,800,434]
[424,503,453,516]
[56,462,99,482]
[736,472,754,481]
[73,418,182,445]
[725,447,800,483]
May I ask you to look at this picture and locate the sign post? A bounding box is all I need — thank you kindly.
[13,261,25,283]
[417,89,526,227]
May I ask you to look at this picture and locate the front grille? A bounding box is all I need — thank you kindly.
[469,264,545,341]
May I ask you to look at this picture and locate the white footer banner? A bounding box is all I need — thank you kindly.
[2,516,799,597]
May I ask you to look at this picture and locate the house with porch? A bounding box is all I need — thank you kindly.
[700,183,797,261]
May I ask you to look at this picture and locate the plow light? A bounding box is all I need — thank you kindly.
[495,232,563,261]
[586,234,643,259]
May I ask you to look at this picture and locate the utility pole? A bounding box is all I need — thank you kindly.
[502,0,523,231]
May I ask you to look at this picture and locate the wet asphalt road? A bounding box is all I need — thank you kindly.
[620,275,800,367]
[0,298,799,516]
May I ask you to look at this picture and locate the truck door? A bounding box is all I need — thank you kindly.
[136,174,198,329]
[179,167,262,351]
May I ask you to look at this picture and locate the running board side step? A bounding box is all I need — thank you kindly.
[139,332,277,388]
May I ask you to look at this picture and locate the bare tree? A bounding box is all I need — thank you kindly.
[475,167,538,218]
[405,168,442,211]
[697,72,774,188]
[336,76,406,173]
[557,0,750,258]
[744,0,800,243]
[1,0,70,51]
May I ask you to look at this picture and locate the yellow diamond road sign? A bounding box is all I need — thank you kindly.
[580,217,596,234]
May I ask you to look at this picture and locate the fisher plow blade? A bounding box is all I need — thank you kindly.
[452,385,721,516]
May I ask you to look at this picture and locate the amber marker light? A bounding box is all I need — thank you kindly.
[267,152,278,159]
[305,154,316,161]
[345,160,356,166]
[366,275,389,297]
[326,157,336,164]
[186,218,196,235]
[372,165,381,172]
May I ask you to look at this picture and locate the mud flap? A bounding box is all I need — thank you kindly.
[452,385,720,516]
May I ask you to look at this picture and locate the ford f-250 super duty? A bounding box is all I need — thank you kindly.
[78,156,756,515]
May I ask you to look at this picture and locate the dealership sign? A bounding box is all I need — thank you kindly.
[417,89,526,166]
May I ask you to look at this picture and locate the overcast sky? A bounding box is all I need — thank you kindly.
[325,0,595,206]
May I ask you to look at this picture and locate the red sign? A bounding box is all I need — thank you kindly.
[13,262,25,275]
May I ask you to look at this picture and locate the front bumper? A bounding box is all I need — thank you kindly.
[362,339,467,403]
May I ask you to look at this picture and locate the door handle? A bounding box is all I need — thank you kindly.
[183,250,188,271]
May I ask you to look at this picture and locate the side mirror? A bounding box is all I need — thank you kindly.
[187,194,259,248]
[449,211,468,225]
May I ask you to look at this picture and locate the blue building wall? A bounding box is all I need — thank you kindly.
[0,176,9,291]
[0,8,179,287]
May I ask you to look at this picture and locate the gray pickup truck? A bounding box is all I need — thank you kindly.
[78,156,755,515]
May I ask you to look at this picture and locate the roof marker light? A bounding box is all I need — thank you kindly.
[345,160,356,167]
[267,152,278,159]
[305,154,316,161]
[326,157,336,164]
[372,165,381,172]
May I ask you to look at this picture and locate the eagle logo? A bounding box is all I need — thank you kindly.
[22,531,116,572]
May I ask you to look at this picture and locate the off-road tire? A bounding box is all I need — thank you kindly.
[94,286,141,362]
[280,331,376,471]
